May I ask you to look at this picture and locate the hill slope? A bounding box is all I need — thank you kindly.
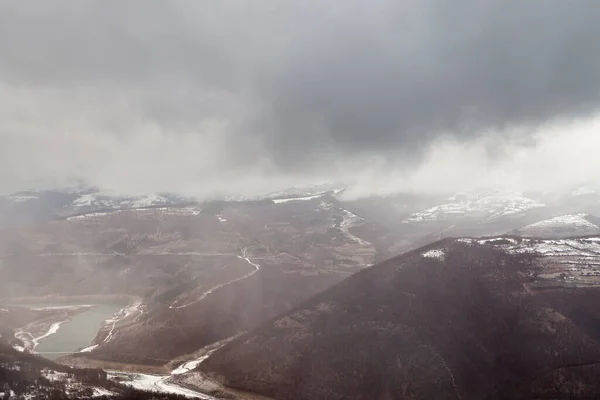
[200,237,600,400]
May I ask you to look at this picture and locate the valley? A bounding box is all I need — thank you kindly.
[4,187,600,398]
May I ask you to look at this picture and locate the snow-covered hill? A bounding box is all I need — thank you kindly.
[403,191,546,223]
[516,214,600,238]
[1,188,194,219]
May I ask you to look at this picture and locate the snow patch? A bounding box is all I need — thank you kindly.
[422,249,445,260]
[272,193,325,204]
[107,371,213,399]
[79,344,98,353]
[478,237,518,245]
[92,387,117,397]
[171,354,212,375]
[41,370,69,382]
[498,237,600,258]
[103,301,143,344]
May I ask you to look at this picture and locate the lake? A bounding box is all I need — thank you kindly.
[12,300,127,360]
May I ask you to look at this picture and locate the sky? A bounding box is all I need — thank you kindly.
[1,1,600,198]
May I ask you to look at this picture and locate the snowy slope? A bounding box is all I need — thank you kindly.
[404,191,545,223]
[461,236,600,282]
[517,214,600,238]
[69,191,182,213]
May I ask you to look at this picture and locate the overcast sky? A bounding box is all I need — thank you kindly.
[1,1,600,198]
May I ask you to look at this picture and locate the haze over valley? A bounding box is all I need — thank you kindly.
[3,1,600,399]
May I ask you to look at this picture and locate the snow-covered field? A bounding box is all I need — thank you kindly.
[107,371,214,399]
[502,238,600,257]
[107,341,228,398]
[464,236,600,277]
[452,236,600,282]
[462,236,600,256]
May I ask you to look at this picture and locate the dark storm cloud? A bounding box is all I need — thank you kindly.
[1,0,600,194]
[263,0,600,166]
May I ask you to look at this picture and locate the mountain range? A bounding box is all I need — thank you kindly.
[3,185,600,398]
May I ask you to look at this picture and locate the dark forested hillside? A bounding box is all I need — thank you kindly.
[0,341,188,399]
[200,238,600,400]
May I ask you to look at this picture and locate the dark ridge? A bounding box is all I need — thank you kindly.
[200,238,600,400]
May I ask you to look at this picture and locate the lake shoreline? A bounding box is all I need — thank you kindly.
[0,294,134,304]
[8,296,138,360]
[13,305,95,352]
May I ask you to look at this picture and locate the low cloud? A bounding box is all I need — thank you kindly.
[1,1,600,197]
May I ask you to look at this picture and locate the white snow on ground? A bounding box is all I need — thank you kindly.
[171,345,224,375]
[404,191,545,223]
[520,214,599,233]
[171,357,208,375]
[68,207,203,221]
[224,183,345,202]
[15,321,68,352]
[107,371,214,399]
[171,248,260,309]
[422,249,445,260]
[0,308,7,313]
[472,237,600,259]
[123,194,169,208]
[36,322,64,342]
[272,193,325,203]
[103,301,143,344]
[107,341,224,399]
[79,344,98,353]
[92,387,117,397]
[217,215,227,222]
[478,237,518,245]
[39,369,118,398]
[72,193,104,207]
[71,192,171,210]
[339,209,370,246]
[67,211,121,221]
[41,370,69,382]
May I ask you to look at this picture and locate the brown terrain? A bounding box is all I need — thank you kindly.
[199,237,600,400]
[5,189,600,399]
[0,196,389,365]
